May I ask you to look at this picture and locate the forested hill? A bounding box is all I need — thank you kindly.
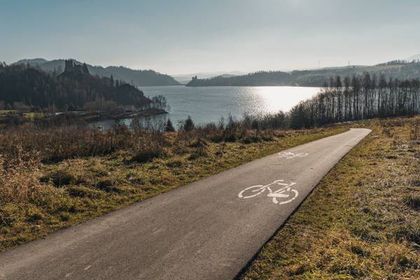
[186,61,420,87]
[0,61,153,111]
[14,58,181,87]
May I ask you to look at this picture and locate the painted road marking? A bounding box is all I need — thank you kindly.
[278,151,309,159]
[238,179,298,205]
[84,265,92,271]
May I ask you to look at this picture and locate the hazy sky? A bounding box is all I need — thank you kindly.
[1,0,419,75]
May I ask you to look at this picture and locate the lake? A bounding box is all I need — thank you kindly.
[143,86,320,124]
[95,86,321,129]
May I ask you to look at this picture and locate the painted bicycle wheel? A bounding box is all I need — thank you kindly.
[238,185,266,199]
[273,188,299,205]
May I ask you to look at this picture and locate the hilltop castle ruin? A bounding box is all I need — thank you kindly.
[63,60,89,75]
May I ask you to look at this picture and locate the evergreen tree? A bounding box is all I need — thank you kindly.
[165,118,175,132]
[182,116,195,132]
[0,64,155,111]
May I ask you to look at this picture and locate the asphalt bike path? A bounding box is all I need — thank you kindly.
[0,128,371,280]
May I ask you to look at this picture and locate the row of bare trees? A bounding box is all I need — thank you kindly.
[290,74,420,128]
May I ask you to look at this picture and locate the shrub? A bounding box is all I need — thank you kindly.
[67,186,103,199]
[188,145,209,160]
[188,150,208,160]
[95,180,120,193]
[26,207,45,223]
[0,152,44,204]
[40,170,76,188]
[0,204,21,226]
[189,138,209,148]
[166,158,184,168]
[395,224,420,244]
[131,148,164,163]
[241,135,262,144]
[403,195,420,210]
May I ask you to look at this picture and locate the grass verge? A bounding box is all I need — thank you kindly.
[240,117,419,280]
[0,125,346,252]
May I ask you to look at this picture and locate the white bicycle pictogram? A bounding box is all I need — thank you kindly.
[278,151,309,159]
[238,179,298,205]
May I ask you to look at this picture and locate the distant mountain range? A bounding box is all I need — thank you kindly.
[14,56,420,88]
[14,58,181,87]
[186,59,420,87]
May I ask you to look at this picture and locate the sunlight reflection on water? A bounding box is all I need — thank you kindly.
[142,86,320,125]
[94,86,320,129]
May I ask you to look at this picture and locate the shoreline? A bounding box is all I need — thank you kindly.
[0,108,168,126]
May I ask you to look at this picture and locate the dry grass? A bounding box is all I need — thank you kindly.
[240,117,420,280]
[3,116,417,279]
[0,124,346,252]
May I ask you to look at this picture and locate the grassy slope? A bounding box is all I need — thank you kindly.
[0,126,346,252]
[240,117,419,280]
